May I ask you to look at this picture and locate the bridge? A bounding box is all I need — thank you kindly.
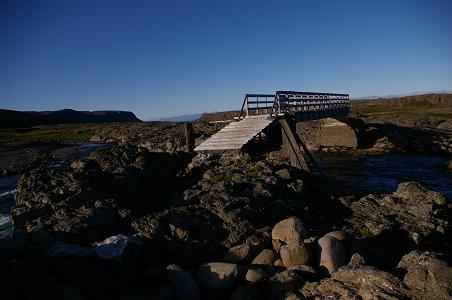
[195,91,350,153]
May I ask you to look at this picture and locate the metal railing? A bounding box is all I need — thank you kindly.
[238,94,276,119]
[239,91,350,120]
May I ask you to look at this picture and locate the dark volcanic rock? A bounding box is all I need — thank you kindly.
[12,145,188,245]
[346,181,450,265]
[396,251,452,300]
[301,264,410,299]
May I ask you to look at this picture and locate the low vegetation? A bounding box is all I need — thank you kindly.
[0,123,107,144]
[351,93,452,118]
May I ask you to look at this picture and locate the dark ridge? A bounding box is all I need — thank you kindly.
[0,108,141,128]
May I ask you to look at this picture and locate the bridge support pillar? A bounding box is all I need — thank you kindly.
[184,122,195,152]
[280,118,310,171]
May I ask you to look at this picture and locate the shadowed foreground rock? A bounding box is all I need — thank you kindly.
[1,144,451,299]
[345,181,451,265]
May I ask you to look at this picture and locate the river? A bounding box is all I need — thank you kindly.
[317,153,452,200]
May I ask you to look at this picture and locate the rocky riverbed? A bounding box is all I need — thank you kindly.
[0,143,450,299]
[0,113,451,299]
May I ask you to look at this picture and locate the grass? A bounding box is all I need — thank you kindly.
[0,123,106,144]
[351,107,452,118]
[246,163,264,177]
[211,173,234,184]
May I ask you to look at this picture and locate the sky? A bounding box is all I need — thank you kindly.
[1,0,451,120]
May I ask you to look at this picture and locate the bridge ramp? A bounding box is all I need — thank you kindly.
[195,115,275,151]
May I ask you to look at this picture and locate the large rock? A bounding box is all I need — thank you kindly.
[279,242,311,268]
[302,264,410,299]
[271,217,308,252]
[166,264,199,300]
[397,251,452,300]
[251,249,277,265]
[318,235,346,274]
[224,243,258,264]
[196,262,242,289]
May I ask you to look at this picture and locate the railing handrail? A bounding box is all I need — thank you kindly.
[239,91,349,119]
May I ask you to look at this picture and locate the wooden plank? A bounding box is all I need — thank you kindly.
[195,115,275,151]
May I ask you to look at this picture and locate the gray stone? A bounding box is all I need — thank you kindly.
[271,217,308,252]
[318,235,346,274]
[251,249,277,265]
[280,242,311,268]
[196,262,242,289]
[166,264,199,300]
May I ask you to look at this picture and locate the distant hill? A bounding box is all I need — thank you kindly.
[155,112,205,122]
[350,93,452,115]
[0,109,141,128]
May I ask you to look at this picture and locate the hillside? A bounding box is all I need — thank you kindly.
[0,109,141,128]
[350,93,452,117]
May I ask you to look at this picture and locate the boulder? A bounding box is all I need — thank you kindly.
[271,217,308,252]
[196,262,242,289]
[251,249,277,265]
[318,235,346,274]
[397,251,452,300]
[279,242,311,268]
[166,264,199,300]
[245,267,267,283]
[224,243,258,264]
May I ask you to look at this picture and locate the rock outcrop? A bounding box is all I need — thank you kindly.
[302,264,410,299]
[397,251,452,300]
[345,181,450,264]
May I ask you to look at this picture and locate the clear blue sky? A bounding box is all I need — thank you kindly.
[1,0,451,120]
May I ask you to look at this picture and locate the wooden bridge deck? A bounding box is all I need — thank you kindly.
[194,115,274,151]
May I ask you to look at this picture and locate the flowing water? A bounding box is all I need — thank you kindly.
[317,153,452,200]
[0,142,111,238]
